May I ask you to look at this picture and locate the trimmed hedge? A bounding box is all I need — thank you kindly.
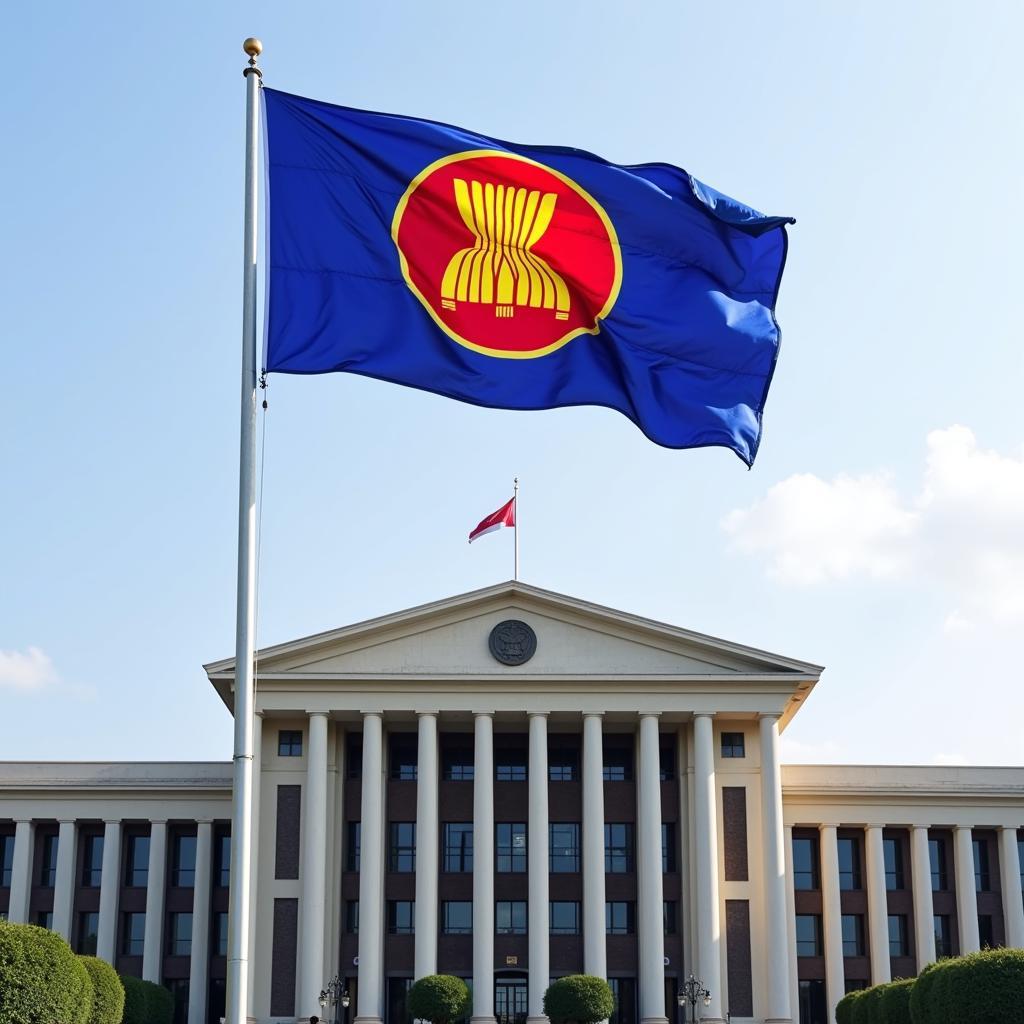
[407,975,470,1024]
[543,976,615,1024]
[0,921,93,1024]
[878,978,913,1024]
[910,948,1024,1024]
[79,956,125,1024]
[836,989,862,1024]
[121,974,174,1024]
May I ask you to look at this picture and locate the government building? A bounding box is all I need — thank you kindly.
[2,582,1022,1024]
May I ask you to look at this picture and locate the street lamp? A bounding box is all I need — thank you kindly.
[318,976,350,1024]
[676,976,711,1024]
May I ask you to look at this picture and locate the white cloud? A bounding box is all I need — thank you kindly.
[0,646,59,691]
[722,425,1024,625]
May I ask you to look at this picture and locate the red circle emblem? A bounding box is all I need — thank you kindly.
[392,150,622,359]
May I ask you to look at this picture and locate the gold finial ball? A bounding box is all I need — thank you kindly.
[243,37,263,58]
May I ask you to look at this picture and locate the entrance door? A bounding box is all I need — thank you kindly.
[495,977,528,1024]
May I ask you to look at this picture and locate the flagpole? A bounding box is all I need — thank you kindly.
[227,36,262,1024]
[513,477,519,581]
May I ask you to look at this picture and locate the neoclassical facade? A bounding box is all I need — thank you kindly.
[2,583,1023,1024]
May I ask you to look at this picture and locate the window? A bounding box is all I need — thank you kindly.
[550,823,580,872]
[388,900,415,935]
[550,901,580,935]
[125,834,150,887]
[387,977,413,1024]
[974,838,991,892]
[605,901,635,935]
[793,837,819,890]
[443,748,474,781]
[841,914,865,957]
[346,822,361,872]
[883,837,904,890]
[549,750,577,781]
[390,738,417,781]
[173,835,197,887]
[888,915,909,957]
[346,735,362,779]
[1,835,14,887]
[496,900,527,934]
[798,980,827,1024]
[82,835,104,887]
[39,834,58,887]
[496,823,527,872]
[934,915,953,958]
[278,730,302,756]
[167,978,189,1024]
[845,980,869,994]
[389,823,416,872]
[605,824,634,873]
[170,912,193,956]
[36,910,52,929]
[1019,837,1023,894]
[442,901,472,934]
[345,900,359,933]
[602,746,632,782]
[215,834,231,888]
[495,750,527,782]
[979,914,995,949]
[214,912,228,956]
[659,744,675,780]
[663,901,677,934]
[721,732,745,758]
[795,914,823,957]
[609,978,637,1024]
[77,912,99,955]
[838,837,862,890]
[122,912,145,955]
[443,823,473,872]
[929,838,949,891]
[661,823,676,873]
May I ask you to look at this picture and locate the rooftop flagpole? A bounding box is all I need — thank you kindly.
[513,477,519,581]
[226,36,262,1024]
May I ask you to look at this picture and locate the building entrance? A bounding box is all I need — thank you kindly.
[495,976,528,1024]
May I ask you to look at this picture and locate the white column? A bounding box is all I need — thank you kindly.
[864,826,891,984]
[52,820,77,940]
[693,715,723,1024]
[527,713,550,1024]
[7,820,33,924]
[472,713,496,1024]
[954,826,979,953]
[910,826,935,970]
[582,713,607,979]
[637,715,667,1024]
[759,715,792,1024]
[247,712,263,1011]
[999,827,1024,948]
[415,712,440,980]
[96,821,122,964]
[188,821,214,1024]
[819,825,844,1024]
[299,713,330,1016]
[356,713,385,1024]
[143,822,168,982]
[784,826,800,1024]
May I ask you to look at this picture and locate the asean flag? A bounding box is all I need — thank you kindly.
[469,498,516,543]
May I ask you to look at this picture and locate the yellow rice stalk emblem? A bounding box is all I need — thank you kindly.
[440,179,570,320]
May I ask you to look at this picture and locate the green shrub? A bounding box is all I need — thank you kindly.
[908,961,939,1024]
[850,987,874,1024]
[121,974,173,1024]
[878,979,914,1024]
[147,981,174,1024]
[79,956,125,1024]
[860,985,887,1024]
[407,976,470,1024]
[836,989,863,1024]
[939,948,1024,1023]
[0,921,93,1024]
[543,976,615,1024]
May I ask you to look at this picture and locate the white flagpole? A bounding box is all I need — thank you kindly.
[227,36,262,1024]
[513,477,519,581]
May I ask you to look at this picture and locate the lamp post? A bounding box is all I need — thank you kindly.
[676,976,711,1024]
[318,976,350,1024]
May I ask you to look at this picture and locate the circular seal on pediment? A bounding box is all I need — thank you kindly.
[488,619,537,666]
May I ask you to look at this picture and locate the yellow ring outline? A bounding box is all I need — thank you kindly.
[391,149,622,359]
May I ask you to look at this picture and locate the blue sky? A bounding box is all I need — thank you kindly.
[3,1,1022,766]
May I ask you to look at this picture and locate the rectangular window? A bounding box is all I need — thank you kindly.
[442,901,472,934]
[443,748,474,781]
[39,834,58,887]
[609,978,637,1024]
[125,834,150,887]
[883,837,904,890]
[978,914,994,949]
[659,744,675,780]
[390,737,418,781]
[602,746,632,782]
[173,835,197,887]
[495,751,527,782]
[122,912,146,955]
[721,732,745,758]
[496,900,527,935]
[77,911,99,955]
[1018,837,1023,893]
[663,901,677,934]
[604,823,634,873]
[549,750,578,781]
[974,838,991,892]
[496,823,527,873]
[550,823,580,872]
[549,901,580,935]
[888,914,909,957]
[795,914,823,957]
[838,837,862,890]
[277,730,302,756]
[0,835,14,887]
[793,837,819,890]
[387,900,415,935]
[345,900,359,934]
[841,914,865,957]
[930,838,949,891]
[934,915,953,958]
[36,910,52,929]
[215,834,231,888]
[82,835,104,887]
[346,822,361,872]
[661,823,676,873]
[605,901,635,935]
[170,912,193,956]
[389,823,416,872]
[346,735,362,779]
[798,980,827,1024]
[213,912,228,957]
[443,823,473,872]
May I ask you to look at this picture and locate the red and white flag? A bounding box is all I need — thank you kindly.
[468,496,516,543]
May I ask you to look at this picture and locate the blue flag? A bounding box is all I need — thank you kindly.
[262,88,793,465]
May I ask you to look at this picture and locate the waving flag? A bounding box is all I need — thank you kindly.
[469,496,516,544]
[262,88,794,464]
